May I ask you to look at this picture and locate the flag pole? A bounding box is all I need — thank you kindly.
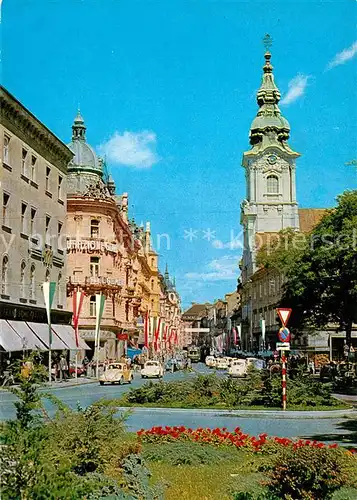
[43,282,56,385]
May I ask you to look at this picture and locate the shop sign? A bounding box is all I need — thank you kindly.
[67,239,118,254]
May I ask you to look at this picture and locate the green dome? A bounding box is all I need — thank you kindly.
[67,110,103,176]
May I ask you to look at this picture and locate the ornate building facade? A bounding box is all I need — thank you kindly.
[65,112,180,360]
[66,111,143,359]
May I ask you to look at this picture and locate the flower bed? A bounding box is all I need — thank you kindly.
[138,425,357,455]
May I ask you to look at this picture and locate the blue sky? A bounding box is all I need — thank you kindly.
[2,0,357,309]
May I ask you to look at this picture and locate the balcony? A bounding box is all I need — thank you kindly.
[67,275,124,291]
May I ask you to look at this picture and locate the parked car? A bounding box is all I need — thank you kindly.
[99,363,133,385]
[141,360,164,378]
[216,358,229,370]
[69,363,86,377]
[228,359,247,378]
[246,357,264,370]
[205,356,216,368]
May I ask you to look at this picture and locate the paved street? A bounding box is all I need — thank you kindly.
[1,364,356,444]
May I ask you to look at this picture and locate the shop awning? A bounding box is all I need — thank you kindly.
[7,320,47,351]
[27,322,69,350]
[0,320,25,352]
[127,347,142,359]
[51,324,91,351]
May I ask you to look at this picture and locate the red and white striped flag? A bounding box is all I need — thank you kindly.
[72,289,85,348]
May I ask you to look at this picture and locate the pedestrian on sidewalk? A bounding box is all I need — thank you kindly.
[59,355,68,381]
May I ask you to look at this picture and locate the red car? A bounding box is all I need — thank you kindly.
[69,364,86,377]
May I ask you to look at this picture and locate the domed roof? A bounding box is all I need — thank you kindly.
[251,113,290,132]
[67,110,103,176]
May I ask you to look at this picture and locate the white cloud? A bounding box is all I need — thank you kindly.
[98,130,159,168]
[327,41,357,70]
[280,74,310,106]
[185,255,239,282]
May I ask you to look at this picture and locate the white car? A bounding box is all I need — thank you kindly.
[215,358,229,370]
[228,359,247,378]
[141,360,164,379]
[205,356,216,368]
[224,357,234,367]
[99,363,133,385]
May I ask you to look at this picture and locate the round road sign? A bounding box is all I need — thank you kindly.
[278,327,290,343]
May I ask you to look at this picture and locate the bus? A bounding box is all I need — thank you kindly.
[187,346,200,363]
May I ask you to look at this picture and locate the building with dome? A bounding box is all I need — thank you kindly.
[65,111,162,361]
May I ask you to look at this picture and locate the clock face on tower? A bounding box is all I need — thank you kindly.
[267,154,278,165]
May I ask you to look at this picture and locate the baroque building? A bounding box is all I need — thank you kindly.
[66,111,144,360]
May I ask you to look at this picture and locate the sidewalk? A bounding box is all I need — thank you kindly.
[47,376,98,389]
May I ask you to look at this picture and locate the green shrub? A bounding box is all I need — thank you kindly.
[144,441,236,466]
[265,446,356,499]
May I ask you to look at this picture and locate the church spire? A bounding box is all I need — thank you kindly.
[248,35,292,150]
[72,109,86,141]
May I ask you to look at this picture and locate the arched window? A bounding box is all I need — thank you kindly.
[267,175,279,194]
[29,264,36,300]
[1,256,9,295]
[20,261,26,297]
[89,295,96,317]
[151,279,154,290]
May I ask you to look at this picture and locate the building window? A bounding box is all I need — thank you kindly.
[151,279,154,290]
[269,278,276,295]
[1,256,9,295]
[90,219,99,238]
[125,301,129,321]
[89,295,96,316]
[90,256,100,277]
[2,192,10,227]
[57,273,62,305]
[20,261,26,297]
[21,203,28,234]
[57,222,63,249]
[30,208,36,236]
[151,258,154,267]
[45,166,51,191]
[259,283,262,298]
[29,264,36,300]
[267,175,279,194]
[3,134,10,164]
[45,215,51,245]
[22,149,28,176]
[45,268,50,282]
[58,176,63,199]
[31,156,37,181]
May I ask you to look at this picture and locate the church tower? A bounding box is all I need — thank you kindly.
[240,36,300,282]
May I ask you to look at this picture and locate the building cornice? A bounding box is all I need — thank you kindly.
[67,195,138,252]
[0,86,73,174]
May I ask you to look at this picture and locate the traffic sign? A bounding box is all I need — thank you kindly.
[278,327,291,343]
[277,308,292,327]
[276,342,290,348]
[277,344,290,351]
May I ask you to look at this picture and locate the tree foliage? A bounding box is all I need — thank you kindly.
[280,191,357,343]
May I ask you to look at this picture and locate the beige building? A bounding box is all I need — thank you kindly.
[0,86,74,364]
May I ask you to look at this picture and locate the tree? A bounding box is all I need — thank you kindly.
[281,191,357,345]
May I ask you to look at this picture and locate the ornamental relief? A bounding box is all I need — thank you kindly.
[252,155,290,174]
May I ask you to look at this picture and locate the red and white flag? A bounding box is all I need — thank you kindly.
[144,310,149,348]
[72,289,85,347]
